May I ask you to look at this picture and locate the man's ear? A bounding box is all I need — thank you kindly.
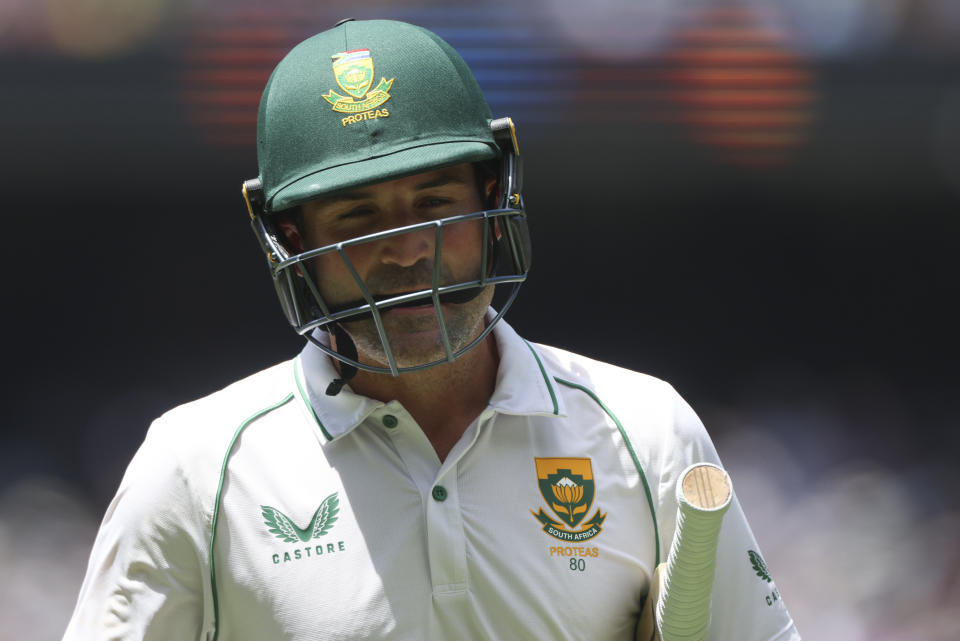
[276,217,306,253]
[484,176,497,208]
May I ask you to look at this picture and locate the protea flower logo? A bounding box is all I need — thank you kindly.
[323,49,394,115]
[532,458,606,542]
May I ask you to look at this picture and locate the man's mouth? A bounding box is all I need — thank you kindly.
[375,290,435,311]
[384,301,435,316]
[325,285,485,320]
[375,285,483,309]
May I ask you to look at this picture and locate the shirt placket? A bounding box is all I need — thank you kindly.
[372,402,495,596]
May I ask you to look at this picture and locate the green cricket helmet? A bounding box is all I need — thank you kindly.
[242,19,530,386]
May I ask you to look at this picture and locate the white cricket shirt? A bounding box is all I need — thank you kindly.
[64,318,799,641]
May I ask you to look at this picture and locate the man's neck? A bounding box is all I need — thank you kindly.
[342,334,500,462]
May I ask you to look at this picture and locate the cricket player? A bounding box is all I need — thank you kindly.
[64,19,800,641]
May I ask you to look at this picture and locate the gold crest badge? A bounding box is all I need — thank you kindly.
[323,49,394,114]
[531,458,606,542]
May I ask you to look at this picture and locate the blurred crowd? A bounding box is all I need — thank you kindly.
[2,0,960,60]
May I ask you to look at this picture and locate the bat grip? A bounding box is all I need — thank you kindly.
[656,463,732,641]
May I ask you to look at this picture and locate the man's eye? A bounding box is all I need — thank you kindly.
[420,197,451,208]
[338,207,373,220]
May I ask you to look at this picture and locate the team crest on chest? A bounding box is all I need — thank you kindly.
[322,49,394,121]
[531,458,606,542]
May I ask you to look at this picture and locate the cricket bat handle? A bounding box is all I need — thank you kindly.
[637,463,733,641]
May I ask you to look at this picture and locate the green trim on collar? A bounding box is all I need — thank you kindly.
[209,392,294,641]
[553,377,660,567]
[521,339,559,415]
[294,355,334,442]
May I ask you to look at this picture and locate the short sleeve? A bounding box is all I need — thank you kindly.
[62,420,211,641]
[660,389,801,641]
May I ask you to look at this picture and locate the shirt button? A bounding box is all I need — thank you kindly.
[432,485,448,502]
[382,414,399,429]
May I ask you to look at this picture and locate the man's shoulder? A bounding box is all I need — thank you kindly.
[528,341,676,401]
[524,341,699,441]
[148,359,298,452]
[525,341,714,479]
[105,360,299,519]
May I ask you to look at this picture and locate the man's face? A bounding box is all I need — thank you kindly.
[293,163,495,368]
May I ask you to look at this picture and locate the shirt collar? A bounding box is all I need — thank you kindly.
[294,331,384,442]
[486,317,566,418]
[294,313,566,443]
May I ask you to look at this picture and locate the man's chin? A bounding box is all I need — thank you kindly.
[343,316,485,369]
[366,333,457,368]
[334,286,492,369]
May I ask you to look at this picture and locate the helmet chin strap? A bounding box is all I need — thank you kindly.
[325,324,359,396]
[322,284,487,396]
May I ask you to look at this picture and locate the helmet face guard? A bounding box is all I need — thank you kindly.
[244,118,531,376]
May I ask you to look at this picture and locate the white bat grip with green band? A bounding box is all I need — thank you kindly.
[656,462,733,641]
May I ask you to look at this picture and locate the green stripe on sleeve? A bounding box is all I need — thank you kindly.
[554,377,660,567]
[209,392,294,641]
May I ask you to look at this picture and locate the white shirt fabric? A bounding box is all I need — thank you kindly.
[64,318,799,641]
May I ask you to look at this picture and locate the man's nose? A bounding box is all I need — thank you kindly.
[379,219,434,268]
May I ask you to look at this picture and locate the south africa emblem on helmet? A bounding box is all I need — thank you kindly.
[531,458,606,542]
[323,49,394,114]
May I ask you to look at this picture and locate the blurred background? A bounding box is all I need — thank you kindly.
[1,0,958,638]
